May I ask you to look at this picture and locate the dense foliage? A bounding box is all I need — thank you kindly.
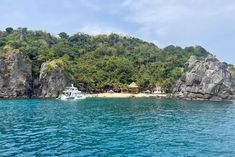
[0,27,210,92]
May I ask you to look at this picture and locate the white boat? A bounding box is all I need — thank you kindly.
[58,84,86,100]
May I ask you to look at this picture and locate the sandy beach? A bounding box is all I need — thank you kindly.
[86,93,168,98]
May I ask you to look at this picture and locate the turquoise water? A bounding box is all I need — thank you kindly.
[0,98,235,157]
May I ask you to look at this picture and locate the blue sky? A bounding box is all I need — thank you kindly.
[0,0,235,64]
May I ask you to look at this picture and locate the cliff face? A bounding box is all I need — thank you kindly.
[0,51,32,98]
[174,55,234,100]
[0,51,70,98]
[230,70,235,99]
[36,62,70,98]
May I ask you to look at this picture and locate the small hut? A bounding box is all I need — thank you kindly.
[128,82,139,94]
[153,86,163,94]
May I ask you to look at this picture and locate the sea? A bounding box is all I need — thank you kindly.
[0,98,235,157]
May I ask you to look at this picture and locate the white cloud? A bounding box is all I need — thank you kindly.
[120,0,235,64]
[122,0,235,45]
[80,24,127,35]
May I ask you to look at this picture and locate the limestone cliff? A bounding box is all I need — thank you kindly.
[37,61,70,98]
[229,69,235,99]
[0,50,32,98]
[174,55,234,100]
[0,51,70,98]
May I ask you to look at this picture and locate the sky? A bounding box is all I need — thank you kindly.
[0,0,235,65]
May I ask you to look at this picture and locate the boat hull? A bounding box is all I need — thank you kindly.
[59,95,86,100]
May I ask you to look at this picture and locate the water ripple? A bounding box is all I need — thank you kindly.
[0,99,235,156]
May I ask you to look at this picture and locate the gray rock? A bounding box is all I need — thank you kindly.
[174,55,233,100]
[230,70,235,97]
[187,56,198,68]
[0,50,32,98]
[37,62,70,98]
[232,95,235,100]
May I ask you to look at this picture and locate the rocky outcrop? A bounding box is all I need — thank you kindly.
[174,55,234,101]
[0,50,32,98]
[230,70,235,99]
[37,62,70,98]
[0,51,70,98]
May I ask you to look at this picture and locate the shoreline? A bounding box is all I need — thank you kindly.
[86,93,235,102]
[86,93,169,98]
[0,93,234,102]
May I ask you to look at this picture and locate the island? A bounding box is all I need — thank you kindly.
[0,27,234,100]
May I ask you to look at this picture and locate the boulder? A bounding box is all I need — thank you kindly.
[37,61,70,98]
[0,50,32,98]
[174,55,233,100]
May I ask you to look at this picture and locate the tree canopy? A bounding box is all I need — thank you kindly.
[0,28,210,92]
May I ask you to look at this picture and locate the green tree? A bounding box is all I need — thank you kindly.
[5,27,13,34]
[58,32,69,39]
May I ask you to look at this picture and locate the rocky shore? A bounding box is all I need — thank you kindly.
[36,62,70,98]
[0,50,32,98]
[173,55,235,101]
[0,50,234,100]
[0,50,70,98]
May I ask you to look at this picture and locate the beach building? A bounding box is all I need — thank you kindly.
[128,82,139,94]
